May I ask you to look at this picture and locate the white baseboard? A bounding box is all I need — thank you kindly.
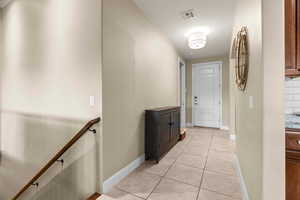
[186,123,194,127]
[234,155,250,200]
[102,154,145,193]
[230,134,236,141]
[220,126,229,130]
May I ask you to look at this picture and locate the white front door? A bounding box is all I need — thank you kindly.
[180,62,186,128]
[192,62,221,128]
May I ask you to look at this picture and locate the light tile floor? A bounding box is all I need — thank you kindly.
[104,128,242,200]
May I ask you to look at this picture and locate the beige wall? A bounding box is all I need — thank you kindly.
[0,0,102,199]
[262,0,285,199]
[230,0,285,199]
[186,56,230,127]
[231,0,263,199]
[102,0,180,180]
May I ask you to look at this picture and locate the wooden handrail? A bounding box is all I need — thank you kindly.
[12,117,101,200]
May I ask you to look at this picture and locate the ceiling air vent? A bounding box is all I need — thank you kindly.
[181,9,197,20]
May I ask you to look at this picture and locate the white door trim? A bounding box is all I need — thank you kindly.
[178,57,186,128]
[192,61,223,128]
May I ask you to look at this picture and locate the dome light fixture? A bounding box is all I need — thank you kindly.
[187,32,207,49]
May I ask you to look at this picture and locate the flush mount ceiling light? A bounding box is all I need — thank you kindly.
[188,32,207,49]
[185,27,210,37]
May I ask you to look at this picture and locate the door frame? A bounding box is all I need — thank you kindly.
[178,57,186,128]
[192,61,223,128]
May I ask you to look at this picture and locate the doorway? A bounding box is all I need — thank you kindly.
[192,61,222,128]
[179,59,186,128]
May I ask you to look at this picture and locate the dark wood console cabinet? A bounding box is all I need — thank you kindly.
[145,106,180,163]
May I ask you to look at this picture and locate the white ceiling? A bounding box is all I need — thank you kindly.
[0,0,12,8]
[133,0,236,60]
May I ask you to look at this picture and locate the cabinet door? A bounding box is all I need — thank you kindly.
[297,0,300,70]
[286,0,299,76]
[159,113,172,156]
[171,110,180,146]
[287,158,300,200]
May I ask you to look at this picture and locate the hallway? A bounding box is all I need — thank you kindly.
[103,128,241,200]
[0,0,286,199]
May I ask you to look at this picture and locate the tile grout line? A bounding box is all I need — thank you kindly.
[201,188,241,199]
[185,128,216,199]
[196,133,214,200]
[185,129,207,200]
[114,128,230,200]
[162,176,201,188]
[201,130,242,199]
[128,135,192,200]
[115,187,147,200]
[145,142,185,200]
[145,177,163,200]
[115,154,178,200]
[116,154,181,198]
[185,129,238,199]
[148,131,211,200]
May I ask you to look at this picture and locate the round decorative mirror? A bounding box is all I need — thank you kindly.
[234,27,249,91]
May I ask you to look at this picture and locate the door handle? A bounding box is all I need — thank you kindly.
[168,122,175,126]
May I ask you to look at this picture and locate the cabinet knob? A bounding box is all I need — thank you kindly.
[168,122,175,126]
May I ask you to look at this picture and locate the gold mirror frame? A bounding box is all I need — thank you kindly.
[233,27,249,91]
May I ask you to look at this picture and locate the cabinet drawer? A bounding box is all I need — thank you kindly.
[287,133,300,151]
